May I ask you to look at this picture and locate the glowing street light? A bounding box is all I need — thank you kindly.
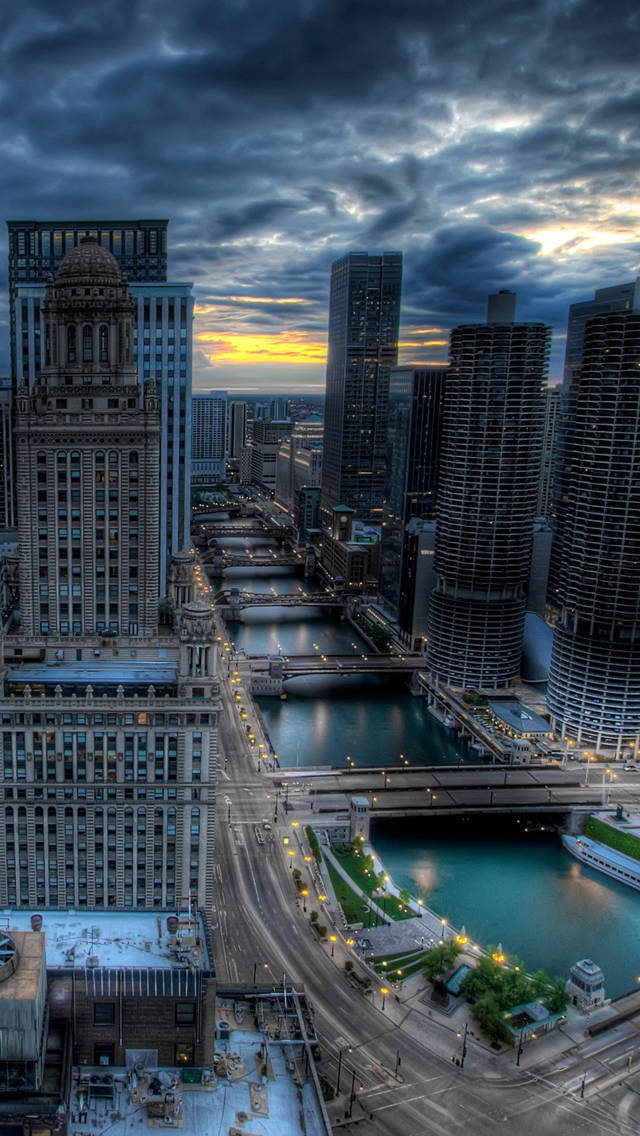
[330,935,337,958]
[381,986,389,1010]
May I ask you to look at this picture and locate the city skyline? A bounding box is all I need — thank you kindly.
[0,1,638,392]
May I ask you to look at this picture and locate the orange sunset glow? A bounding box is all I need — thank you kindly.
[195,329,327,365]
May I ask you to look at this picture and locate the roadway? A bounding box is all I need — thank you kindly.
[210,661,640,1134]
[274,764,640,817]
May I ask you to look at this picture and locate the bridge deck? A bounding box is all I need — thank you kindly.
[272,764,640,816]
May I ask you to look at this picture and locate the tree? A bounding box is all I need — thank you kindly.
[472,992,511,1043]
[399,887,411,908]
[546,976,568,1014]
[422,942,461,981]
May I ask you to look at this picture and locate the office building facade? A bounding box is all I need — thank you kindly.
[547,311,640,755]
[380,366,447,621]
[0,379,15,531]
[427,306,550,687]
[7,221,192,596]
[226,400,248,459]
[191,391,227,482]
[320,252,402,524]
[0,240,219,911]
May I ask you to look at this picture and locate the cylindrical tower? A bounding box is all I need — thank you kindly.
[547,312,640,755]
[427,319,550,687]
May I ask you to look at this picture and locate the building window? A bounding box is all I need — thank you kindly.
[94,1042,115,1065]
[174,1043,194,1066]
[83,325,93,362]
[94,1002,115,1026]
[175,1002,195,1026]
[67,325,76,362]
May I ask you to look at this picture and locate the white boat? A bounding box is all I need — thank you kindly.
[562,834,640,892]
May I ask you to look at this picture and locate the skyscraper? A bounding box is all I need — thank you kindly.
[320,252,402,524]
[0,240,219,912]
[427,296,550,687]
[380,366,447,620]
[563,279,640,385]
[16,240,160,639]
[547,311,640,757]
[0,379,15,531]
[548,279,640,612]
[7,220,192,595]
[226,400,248,459]
[191,391,227,482]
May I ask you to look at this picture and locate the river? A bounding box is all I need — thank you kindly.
[213,533,640,997]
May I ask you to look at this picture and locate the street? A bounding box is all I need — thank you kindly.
[211,651,640,1134]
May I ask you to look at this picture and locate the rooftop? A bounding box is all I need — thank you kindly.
[68,1014,329,1136]
[2,910,211,971]
[6,659,177,686]
[487,698,551,735]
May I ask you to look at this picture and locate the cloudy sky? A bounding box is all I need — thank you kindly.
[1,0,639,392]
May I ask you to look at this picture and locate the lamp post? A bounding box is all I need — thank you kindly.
[516,1028,524,1066]
[301,888,308,913]
[380,986,389,1011]
[288,849,295,870]
[330,934,337,958]
[457,1023,468,1068]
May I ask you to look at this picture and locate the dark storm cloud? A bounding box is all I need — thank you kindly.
[0,0,639,386]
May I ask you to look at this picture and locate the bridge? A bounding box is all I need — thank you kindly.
[244,652,424,677]
[272,763,640,819]
[203,551,303,568]
[215,591,344,609]
[202,525,274,538]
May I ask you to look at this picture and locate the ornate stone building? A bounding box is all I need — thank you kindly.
[0,240,219,912]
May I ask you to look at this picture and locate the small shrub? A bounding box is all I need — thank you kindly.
[345,960,354,973]
[310,910,319,923]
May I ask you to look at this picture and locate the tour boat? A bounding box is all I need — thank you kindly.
[561,834,640,891]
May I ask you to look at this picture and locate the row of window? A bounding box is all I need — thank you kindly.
[93,1001,195,1026]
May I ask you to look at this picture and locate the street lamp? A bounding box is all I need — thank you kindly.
[288,849,295,869]
[330,934,337,957]
[335,1045,352,1095]
[301,888,308,912]
[456,1023,469,1068]
[380,986,389,1011]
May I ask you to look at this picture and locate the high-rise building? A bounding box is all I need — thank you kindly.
[320,252,402,524]
[191,391,227,482]
[7,220,192,596]
[537,386,560,519]
[16,241,160,639]
[547,311,640,756]
[380,366,447,621]
[563,279,640,385]
[246,418,291,491]
[275,421,323,512]
[226,400,247,459]
[0,239,219,912]
[0,378,15,531]
[427,298,550,687]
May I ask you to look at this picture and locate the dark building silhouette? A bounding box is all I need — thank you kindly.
[380,366,447,645]
[320,252,402,524]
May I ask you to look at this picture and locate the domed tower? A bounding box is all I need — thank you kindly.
[15,238,160,637]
